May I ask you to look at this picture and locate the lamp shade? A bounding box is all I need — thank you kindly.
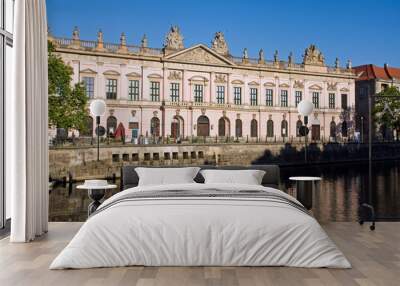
[89,99,106,117]
[297,100,314,116]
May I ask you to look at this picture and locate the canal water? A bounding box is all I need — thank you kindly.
[49,160,400,222]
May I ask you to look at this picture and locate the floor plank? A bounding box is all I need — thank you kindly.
[0,222,399,286]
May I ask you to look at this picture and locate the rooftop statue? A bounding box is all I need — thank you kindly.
[211,32,229,55]
[120,32,126,46]
[288,52,293,66]
[95,29,105,51]
[72,26,79,40]
[347,59,352,70]
[258,49,264,63]
[97,29,104,43]
[118,32,128,53]
[141,34,148,48]
[243,48,248,59]
[164,26,184,50]
[303,44,325,66]
[274,50,279,63]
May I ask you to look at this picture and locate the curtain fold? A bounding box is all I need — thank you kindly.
[9,0,48,242]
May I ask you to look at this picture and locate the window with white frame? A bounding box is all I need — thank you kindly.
[329,93,335,109]
[250,88,258,106]
[312,92,319,108]
[1,0,15,228]
[295,90,302,107]
[194,84,203,102]
[82,77,94,98]
[266,89,273,106]
[216,85,225,104]
[150,81,160,101]
[106,79,117,99]
[234,87,242,105]
[170,82,179,102]
[128,80,140,101]
[281,90,288,107]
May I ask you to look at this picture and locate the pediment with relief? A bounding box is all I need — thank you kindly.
[248,81,260,86]
[340,87,350,92]
[231,79,244,85]
[308,84,323,90]
[103,70,120,76]
[264,82,276,87]
[126,71,141,78]
[147,73,163,79]
[80,68,97,74]
[188,75,209,83]
[279,83,290,88]
[164,44,235,66]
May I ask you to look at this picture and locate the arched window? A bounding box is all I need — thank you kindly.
[150,117,160,137]
[342,121,348,137]
[235,119,242,137]
[218,117,230,137]
[107,116,117,137]
[296,120,302,137]
[80,116,93,137]
[281,120,288,137]
[250,119,258,138]
[330,121,336,138]
[197,115,210,137]
[218,117,225,137]
[267,119,274,137]
[171,116,184,138]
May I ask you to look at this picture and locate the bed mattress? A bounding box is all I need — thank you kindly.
[50,183,351,269]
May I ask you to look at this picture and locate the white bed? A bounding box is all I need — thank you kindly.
[50,182,351,269]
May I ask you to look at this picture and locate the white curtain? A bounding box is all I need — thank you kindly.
[8,0,48,242]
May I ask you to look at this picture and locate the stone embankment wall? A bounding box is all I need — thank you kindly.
[49,142,400,181]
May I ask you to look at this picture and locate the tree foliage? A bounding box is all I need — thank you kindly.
[373,86,400,138]
[48,41,88,131]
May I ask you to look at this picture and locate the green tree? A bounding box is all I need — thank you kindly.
[373,86,400,140]
[48,41,88,133]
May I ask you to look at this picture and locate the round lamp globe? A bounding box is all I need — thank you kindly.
[297,100,314,116]
[89,99,106,117]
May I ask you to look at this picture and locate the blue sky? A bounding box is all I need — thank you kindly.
[47,0,400,67]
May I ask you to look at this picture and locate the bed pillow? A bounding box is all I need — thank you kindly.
[135,167,200,186]
[200,169,266,185]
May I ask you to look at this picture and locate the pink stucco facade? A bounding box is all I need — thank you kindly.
[51,29,357,142]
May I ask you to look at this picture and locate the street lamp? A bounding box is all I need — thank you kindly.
[89,99,106,161]
[297,100,314,163]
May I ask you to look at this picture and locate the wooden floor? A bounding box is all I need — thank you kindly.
[0,222,399,286]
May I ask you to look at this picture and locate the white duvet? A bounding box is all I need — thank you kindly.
[50,183,351,269]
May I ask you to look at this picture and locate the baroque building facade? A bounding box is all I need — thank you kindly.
[49,26,357,142]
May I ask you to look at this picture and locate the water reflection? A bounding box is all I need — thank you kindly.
[49,161,400,222]
[281,160,400,222]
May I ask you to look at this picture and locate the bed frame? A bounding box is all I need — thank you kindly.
[120,165,281,191]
